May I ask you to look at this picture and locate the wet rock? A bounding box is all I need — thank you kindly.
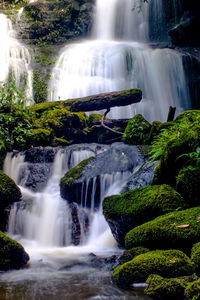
[69,202,89,246]
[23,163,52,192]
[24,147,56,163]
[60,143,143,209]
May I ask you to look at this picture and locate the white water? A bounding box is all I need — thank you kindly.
[49,0,190,122]
[0,14,33,103]
[5,144,140,266]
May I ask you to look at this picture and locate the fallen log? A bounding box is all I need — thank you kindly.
[63,88,142,112]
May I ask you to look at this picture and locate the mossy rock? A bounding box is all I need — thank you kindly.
[29,101,62,116]
[145,274,194,300]
[88,113,102,126]
[119,247,149,265]
[60,157,94,187]
[191,242,200,274]
[176,166,200,206]
[184,278,200,300]
[122,114,151,145]
[38,107,88,141]
[103,184,187,246]
[0,171,21,209]
[112,249,195,287]
[125,207,200,253]
[28,128,53,147]
[0,231,29,270]
[151,110,200,187]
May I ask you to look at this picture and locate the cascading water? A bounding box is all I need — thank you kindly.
[0,14,33,103]
[49,0,190,121]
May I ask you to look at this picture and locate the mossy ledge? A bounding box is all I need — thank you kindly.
[103,184,186,246]
[112,249,194,287]
[125,206,200,253]
[0,231,29,271]
[60,157,95,202]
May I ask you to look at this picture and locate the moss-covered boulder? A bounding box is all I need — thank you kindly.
[0,171,22,231]
[176,166,200,206]
[122,114,151,145]
[145,274,194,300]
[103,184,186,246]
[125,207,200,253]
[184,278,200,300]
[119,247,149,265]
[0,231,29,270]
[112,249,194,287]
[60,157,94,204]
[191,242,200,274]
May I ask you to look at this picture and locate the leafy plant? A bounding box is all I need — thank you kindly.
[177,147,200,168]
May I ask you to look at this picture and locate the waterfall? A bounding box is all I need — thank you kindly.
[49,0,190,122]
[5,144,140,252]
[0,14,33,103]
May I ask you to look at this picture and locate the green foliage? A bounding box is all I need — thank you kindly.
[125,206,200,253]
[177,147,200,168]
[112,249,194,287]
[176,166,200,206]
[33,72,50,103]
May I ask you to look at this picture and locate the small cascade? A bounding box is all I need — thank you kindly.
[49,0,190,122]
[0,14,33,103]
[5,144,140,250]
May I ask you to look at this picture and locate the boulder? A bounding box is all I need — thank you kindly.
[125,207,200,253]
[122,114,151,145]
[103,184,186,246]
[145,274,194,300]
[60,143,143,209]
[112,249,194,287]
[0,231,29,270]
[191,242,200,274]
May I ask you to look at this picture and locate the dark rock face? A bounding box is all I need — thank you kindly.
[169,11,200,47]
[60,143,143,209]
[24,147,56,163]
[22,163,52,192]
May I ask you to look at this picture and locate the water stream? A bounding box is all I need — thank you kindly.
[49,0,190,122]
[0,14,33,103]
[0,144,151,299]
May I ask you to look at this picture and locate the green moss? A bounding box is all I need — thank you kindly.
[103,184,186,246]
[145,274,194,300]
[28,128,53,147]
[184,279,200,300]
[112,249,194,287]
[176,166,200,206]
[60,157,94,187]
[122,114,151,145]
[88,113,102,126]
[150,110,200,186]
[29,101,62,116]
[0,231,29,270]
[120,247,149,265]
[0,170,21,209]
[191,242,200,274]
[125,206,200,253]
